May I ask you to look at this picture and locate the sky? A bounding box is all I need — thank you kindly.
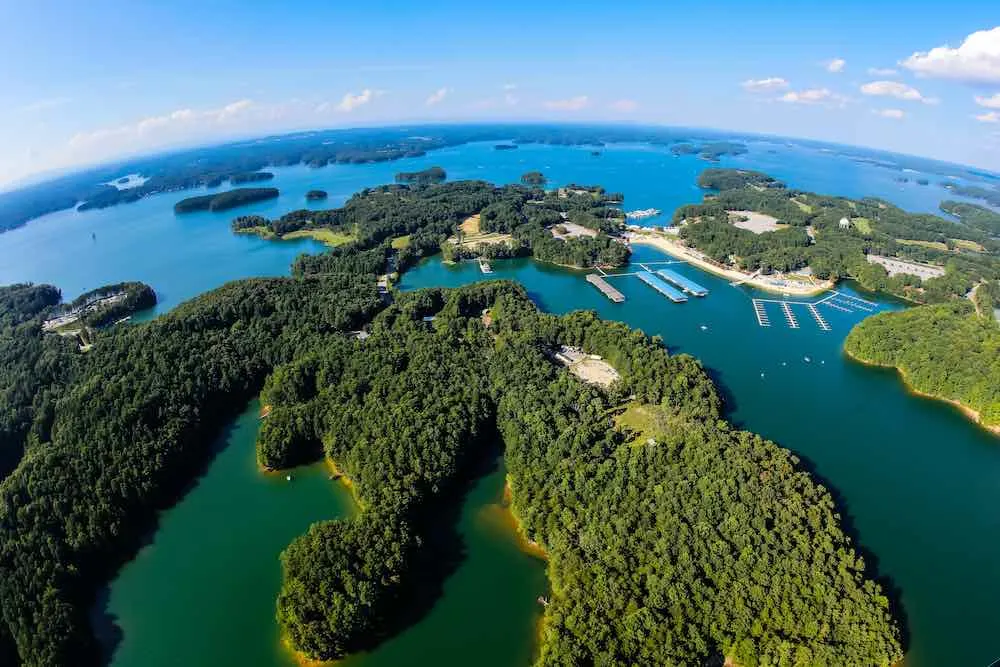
[1,0,999,188]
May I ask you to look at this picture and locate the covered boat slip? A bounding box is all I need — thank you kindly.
[654,267,708,296]
[636,271,688,302]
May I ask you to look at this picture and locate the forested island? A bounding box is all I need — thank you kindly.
[520,171,547,186]
[305,189,328,201]
[670,141,748,161]
[494,143,518,150]
[845,300,1000,433]
[672,168,1000,303]
[0,170,906,665]
[394,166,446,184]
[174,187,279,213]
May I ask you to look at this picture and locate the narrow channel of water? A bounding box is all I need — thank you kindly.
[100,400,547,667]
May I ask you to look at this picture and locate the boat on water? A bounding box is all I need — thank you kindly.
[625,208,661,220]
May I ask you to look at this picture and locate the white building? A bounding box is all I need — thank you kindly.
[839,217,851,230]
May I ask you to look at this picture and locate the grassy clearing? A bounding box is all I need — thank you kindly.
[791,197,813,213]
[851,217,873,234]
[391,235,411,250]
[954,238,985,252]
[282,228,354,247]
[897,238,948,251]
[460,213,481,235]
[614,403,663,445]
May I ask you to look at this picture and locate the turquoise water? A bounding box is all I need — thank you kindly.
[4,136,998,666]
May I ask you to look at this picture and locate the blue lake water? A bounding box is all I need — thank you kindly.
[3,136,998,667]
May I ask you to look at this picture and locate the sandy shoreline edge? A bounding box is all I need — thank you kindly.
[628,233,833,298]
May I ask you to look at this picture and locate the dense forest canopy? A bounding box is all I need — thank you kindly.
[845,301,1000,428]
[257,282,902,666]
[675,169,1000,303]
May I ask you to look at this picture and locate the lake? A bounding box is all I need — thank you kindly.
[2,137,997,666]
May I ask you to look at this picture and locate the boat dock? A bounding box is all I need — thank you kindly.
[636,271,687,303]
[807,304,830,331]
[654,268,708,296]
[479,259,493,274]
[752,299,770,327]
[585,274,625,303]
[781,302,799,328]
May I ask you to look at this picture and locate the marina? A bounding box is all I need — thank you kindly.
[585,273,625,303]
[635,271,688,303]
[750,290,879,330]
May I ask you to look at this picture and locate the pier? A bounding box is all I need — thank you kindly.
[807,304,830,331]
[654,268,708,296]
[585,274,625,303]
[636,271,687,302]
[781,302,799,328]
[479,258,493,274]
[752,299,770,327]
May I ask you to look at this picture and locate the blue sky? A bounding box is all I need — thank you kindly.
[1,0,999,186]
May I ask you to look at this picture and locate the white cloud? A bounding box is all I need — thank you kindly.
[901,26,1000,84]
[503,83,517,91]
[826,58,846,73]
[873,108,905,119]
[975,92,1000,109]
[543,95,589,111]
[741,77,789,93]
[335,89,375,112]
[610,99,638,113]
[868,67,899,77]
[17,97,72,113]
[780,88,847,106]
[976,111,1000,123]
[69,99,258,152]
[860,80,938,104]
[425,87,449,106]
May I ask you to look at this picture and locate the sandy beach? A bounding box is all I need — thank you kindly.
[627,231,833,297]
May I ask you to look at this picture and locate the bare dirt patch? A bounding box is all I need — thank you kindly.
[729,210,783,234]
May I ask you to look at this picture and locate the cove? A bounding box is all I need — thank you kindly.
[99,400,547,667]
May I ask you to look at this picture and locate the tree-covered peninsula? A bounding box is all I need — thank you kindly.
[260,282,901,666]
[0,178,901,667]
[174,187,279,213]
[673,168,1000,303]
[845,300,1000,432]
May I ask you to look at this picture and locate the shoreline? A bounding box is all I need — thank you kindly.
[628,233,834,297]
[844,347,1000,437]
[502,475,549,560]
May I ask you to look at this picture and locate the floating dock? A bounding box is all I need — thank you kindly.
[752,299,770,327]
[655,268,708,296]
[807,304,830,331]
[479,259,493,274]
[636,271,687,302]
[585,274,625,303]
[781,302,799,329]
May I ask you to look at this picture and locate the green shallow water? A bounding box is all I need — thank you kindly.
[101,401,547,667]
